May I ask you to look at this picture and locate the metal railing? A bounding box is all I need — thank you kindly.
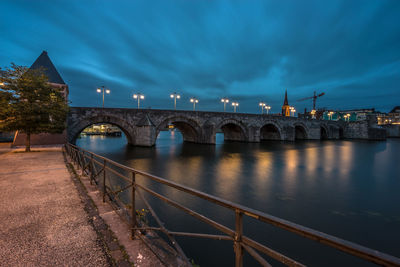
[64,143,400,267]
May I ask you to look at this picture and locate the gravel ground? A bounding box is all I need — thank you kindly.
[0,149,109,266]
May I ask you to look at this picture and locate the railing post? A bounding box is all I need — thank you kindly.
[131,171,136,239]
[103,159,106,202]
[90,154,94,185]
[81,151,85,176]
[75,150,79,169]
[234,210,243,267]
[79,150,84,170]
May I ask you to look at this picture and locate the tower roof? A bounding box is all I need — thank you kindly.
[283,90,289,106]
[30,51,65,84]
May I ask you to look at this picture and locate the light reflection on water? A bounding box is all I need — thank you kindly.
[77,132,400,266]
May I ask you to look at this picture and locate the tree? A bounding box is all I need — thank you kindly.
[0,64,68,152]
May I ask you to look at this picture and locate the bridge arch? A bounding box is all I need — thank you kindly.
[214,119,248,142]
[156,116,202,143]
[68,115,135,144]
[260,122,283,141]
[293,123,309,140]
[320,124,329,140]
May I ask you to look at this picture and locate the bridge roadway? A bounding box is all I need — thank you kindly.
[68,107,350,146]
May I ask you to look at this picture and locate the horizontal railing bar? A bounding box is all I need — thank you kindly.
[136,184,235,238]
[251,214,400,267]
[67,144,400,266]
[135,187,191,264]
[134,227,163,231]
[242,243,272,267]
[104,165,131,183]
[137,180,302,266]
[104,186,131,214]
[168,231,233,241]
[111,183,134,196]
[242,236,305,267]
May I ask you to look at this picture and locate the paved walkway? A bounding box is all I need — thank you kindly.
[0,148,109,266]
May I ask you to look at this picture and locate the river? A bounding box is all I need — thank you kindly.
[77,131,400,266]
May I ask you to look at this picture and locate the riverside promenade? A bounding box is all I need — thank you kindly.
[0,147,111,266]
[0,146,181,267]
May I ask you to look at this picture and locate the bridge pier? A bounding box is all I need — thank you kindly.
[308,126,321,140]
[134,125,157,146]
[282,126,295,141]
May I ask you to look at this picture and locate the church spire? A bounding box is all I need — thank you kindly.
[282,89,290,116]
[283,89,289,106]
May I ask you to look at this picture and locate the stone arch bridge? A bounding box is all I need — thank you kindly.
[68,107,349,146]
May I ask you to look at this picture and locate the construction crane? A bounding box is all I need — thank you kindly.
[297,91,325,111]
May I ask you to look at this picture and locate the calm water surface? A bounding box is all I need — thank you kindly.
[77,132,400,266]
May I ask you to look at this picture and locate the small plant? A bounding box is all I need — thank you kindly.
[191,259,200,267]
[136,208,149,225]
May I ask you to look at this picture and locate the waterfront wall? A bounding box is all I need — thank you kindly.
[12,131,67,147]
[384,125,400,138]
[344,115,386,140]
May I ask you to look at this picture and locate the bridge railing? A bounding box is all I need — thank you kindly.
[64,143,400,267]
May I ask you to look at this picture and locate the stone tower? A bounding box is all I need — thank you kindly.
[12,51,69,146]
[281,90,290,117]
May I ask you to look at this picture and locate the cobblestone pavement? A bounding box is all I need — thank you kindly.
[0,148,110,266]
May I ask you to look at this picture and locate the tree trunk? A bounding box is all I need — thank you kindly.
[25,132,31,152]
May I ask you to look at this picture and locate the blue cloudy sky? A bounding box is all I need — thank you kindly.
[1,0,399,113]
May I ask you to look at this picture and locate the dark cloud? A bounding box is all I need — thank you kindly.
[1,0,399,113]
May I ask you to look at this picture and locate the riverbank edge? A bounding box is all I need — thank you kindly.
[62,150,134,267]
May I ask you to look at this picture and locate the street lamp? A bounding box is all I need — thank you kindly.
[221,98,229,112]
[265,105,271,114]
[133,93,145,109]
[290,107,296,117]
[97,86,110,108]
[311,109,317,119]
[328,111,334,120]
[232,102,239,113]
[259,102,266,114]
[170,92,180,110]
[343,113,350,121]
[190,97,199,111]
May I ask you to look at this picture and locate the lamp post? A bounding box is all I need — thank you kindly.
[344,113,350,121]
[265,105,271,114]
[170,92,180,110]
[221,98,229,112]
[311,109,316,119]
[190,97,199,111]
[97,86,110,108]
[232,102,239,113]
[259,102,266,114]
[328,111,334,120]
[290,107,296,117]
[133,93,145,109]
